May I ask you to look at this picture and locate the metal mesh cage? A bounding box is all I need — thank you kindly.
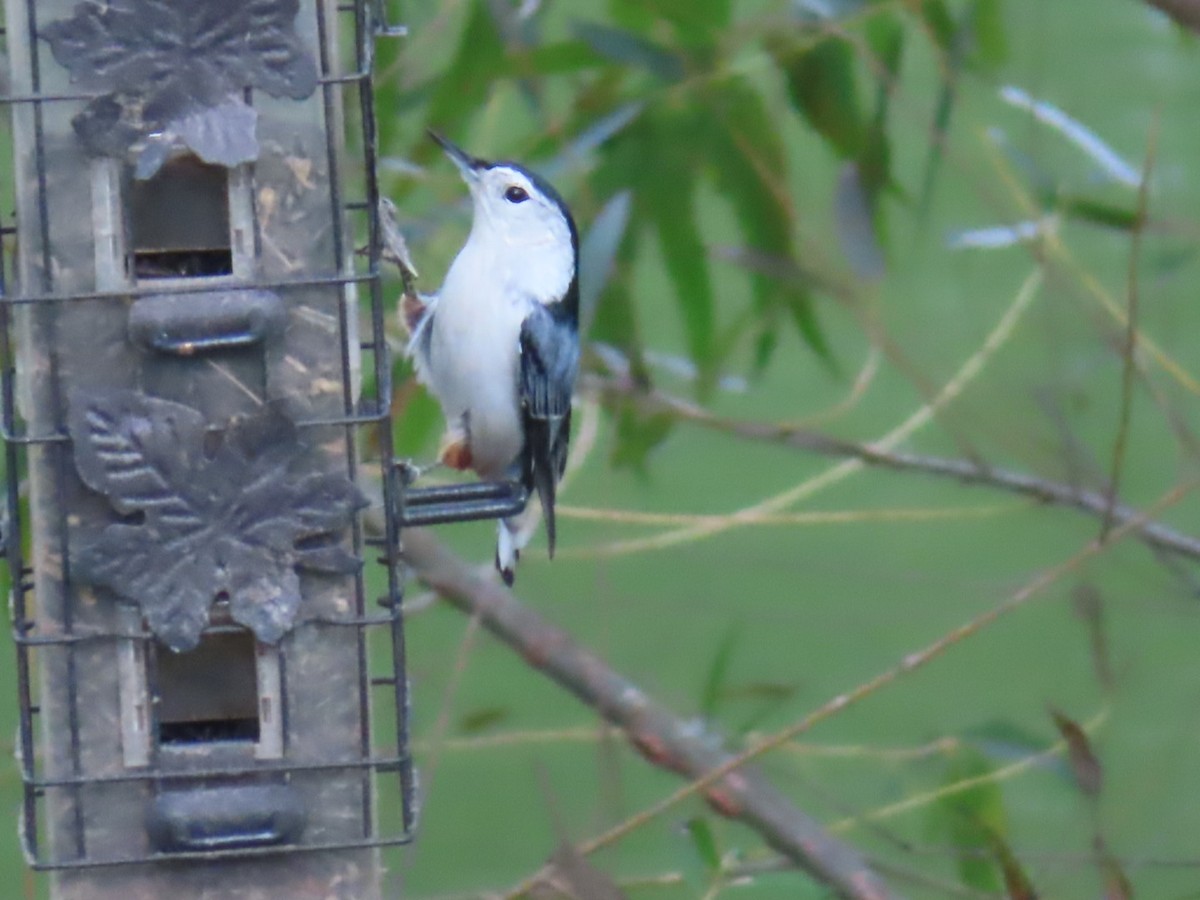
[0,0,415,888]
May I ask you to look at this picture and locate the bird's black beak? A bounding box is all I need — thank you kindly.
[428,130,487,184]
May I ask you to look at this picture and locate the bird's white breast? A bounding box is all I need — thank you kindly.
[425,237,532,478]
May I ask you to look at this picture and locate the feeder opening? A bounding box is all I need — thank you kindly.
[130,155,234,280]
[156,625,261,745]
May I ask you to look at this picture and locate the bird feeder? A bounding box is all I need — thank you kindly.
[0,0,417,896]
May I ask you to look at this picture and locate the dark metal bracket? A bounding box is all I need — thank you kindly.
[395,469,529,528]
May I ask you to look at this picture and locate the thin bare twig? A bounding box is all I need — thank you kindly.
[396,485,1193,900]
[581,372,1200,565]
[577,267,1044,559]
[980,132,1200,398]
[399,528,897,900]
[827,709,1109,836]
[525,482,1189,900]
[1102,112,1158,539]
[733,854,993,899]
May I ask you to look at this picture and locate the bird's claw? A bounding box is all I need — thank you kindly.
[397,458,443,486]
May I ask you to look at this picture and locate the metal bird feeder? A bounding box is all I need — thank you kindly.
[0,0,428,896]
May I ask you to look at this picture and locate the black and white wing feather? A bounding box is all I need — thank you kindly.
[517,301,579,556]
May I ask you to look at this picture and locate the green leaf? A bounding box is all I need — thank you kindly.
[644,0,731,32]
[423,2,508,150]
[606,0,659,32]
[920,0,957,54]
[589,269,643,365]
[712,246,841,371]
[700,626,741,719]
[918,0,1006,212]
[656,208,714,385]
[918,0,1003,214]
[968,0,1008,69]
[579,191,633,337]
[859,105,893,206]
[644,131,716,388]
[752,323,780,374]
[588,120,648,363]
[706,76,829,365]
[784,293,833,369]
[771,36,866,159]
[684,816,722,875]
[572,20,685,81]
[610,403,673,473]
[526,39,607,74]
[855,15,900,239]
[639,0,732,49]
[706,77,788,288]
[555,102,644,165]
[1057,194,1141,231]
[457,706,510,734]
[865,12,905,81]
[927,745,1008,891]
[918,75,958,214]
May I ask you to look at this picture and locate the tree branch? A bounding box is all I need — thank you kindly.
[399,528,898,900]
[583,373,1200,565]
[1145,0,1200,33]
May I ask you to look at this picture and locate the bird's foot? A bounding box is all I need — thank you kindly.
[397,458,443,485]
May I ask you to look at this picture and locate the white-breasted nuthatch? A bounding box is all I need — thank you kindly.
[405,132,579,585]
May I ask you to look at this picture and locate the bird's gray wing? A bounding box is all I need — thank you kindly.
[517,302,579,557]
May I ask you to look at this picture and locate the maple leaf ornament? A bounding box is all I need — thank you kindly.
[69,391,366,652]
[41,0,318,175]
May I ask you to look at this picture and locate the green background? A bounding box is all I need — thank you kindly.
[5,0,1200,896]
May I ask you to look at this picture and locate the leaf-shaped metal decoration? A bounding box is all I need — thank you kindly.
[41,0,318,175]
[69,391,367,652]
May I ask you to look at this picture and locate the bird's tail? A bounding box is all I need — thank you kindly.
[497,412,569,585]
[525,413,566,557]
[495,507,538,587]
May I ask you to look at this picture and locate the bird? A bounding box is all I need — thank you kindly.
[403,131,580,585]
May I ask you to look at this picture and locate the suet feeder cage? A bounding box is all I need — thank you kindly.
[0,0,449,896]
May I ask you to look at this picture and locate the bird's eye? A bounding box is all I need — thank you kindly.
[504,185,529,204]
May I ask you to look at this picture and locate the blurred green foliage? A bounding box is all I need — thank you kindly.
[369,1,1200,894]
[6,0,1200,897]
[367,2,1200,894]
